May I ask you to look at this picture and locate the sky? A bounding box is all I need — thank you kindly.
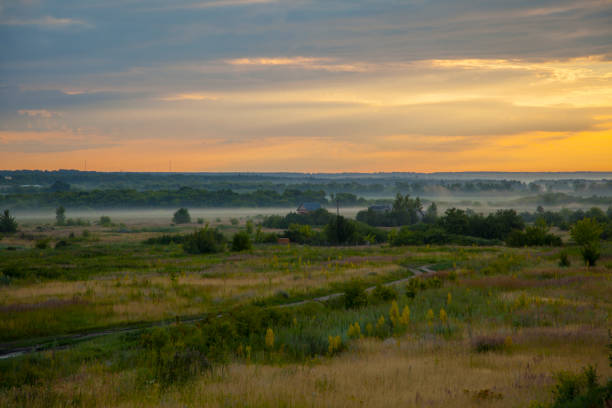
[1,0,611,172]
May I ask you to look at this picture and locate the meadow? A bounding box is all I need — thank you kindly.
[0,216,611,407]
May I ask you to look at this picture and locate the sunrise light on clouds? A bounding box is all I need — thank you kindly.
[1,0,611,172]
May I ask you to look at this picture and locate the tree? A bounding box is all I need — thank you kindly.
[231,231,252,251]
[183,226,225,254]
[56,206,66,226]
[49,180,71,192]
[423,202,438,224]
[571,218,603,266]
[0,209,18,233]
[172,208,191,224]
[325,215,356,244]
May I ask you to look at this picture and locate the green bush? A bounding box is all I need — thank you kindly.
[98,216,112,226]
[144,234,187,245]
[506,225,562,247]
[0,210,18,233]
[173,208,191,224]
[343,280,368,309]
[559,251,571,267]
[183,226,225,254]
[54,240,70,249]
[370,284,397,303]
[34,238,51,249]
[231,231,252,252]
[549,366,612,408]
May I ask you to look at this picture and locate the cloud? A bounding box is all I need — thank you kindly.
[169,0,277,8]
[225,56,368,72]
[18,109,56,118]
[0,130,115,153]
[0,16,92,28]
[159,93,219,101]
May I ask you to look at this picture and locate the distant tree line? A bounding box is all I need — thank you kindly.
[0,188,330,209]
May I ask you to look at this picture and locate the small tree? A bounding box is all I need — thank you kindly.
[0,209,18,233]
[423,202,438,224]
[56,206,66,226]
[231,231,252,251]
[571,218,603,266]
[183,226,225,254]
[172,208,191,224]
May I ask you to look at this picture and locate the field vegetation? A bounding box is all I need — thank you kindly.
[0,203,611,407]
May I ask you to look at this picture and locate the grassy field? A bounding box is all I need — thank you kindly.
[1,220,611,407]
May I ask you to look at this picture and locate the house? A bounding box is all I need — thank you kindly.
[296,202,321,214]
[368,204,392,212]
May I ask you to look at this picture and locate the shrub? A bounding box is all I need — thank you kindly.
[55,206,66,226]
[230,218,239,226]
[144,234,187,245]
[54,240,70,249]
[571,218,603,266]
[472,335,507,353]
[173,208,191,224]
[559,252,571,267]
[548,365,612,408]
[99,215,112,226]
[35,238,51,249]
[506,224,562,247]
[183,226,225,254]
[343,281,368,309]
[231,231,252,252]
[580,245,600,267]
[197,218,204,224]
[262,209,334,229]
[370,284,397,303]
[325,215,356,245]
[0,209,18,233]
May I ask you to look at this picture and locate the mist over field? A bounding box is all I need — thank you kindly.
[1,0,611,405]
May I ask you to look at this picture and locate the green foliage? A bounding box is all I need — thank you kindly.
[285,223,324,245]
[506,223,562,247]
[144,234,187,245]
[356,193,422,227]
[343,280,368,309]
[390,224,500,246]
[405,276,443,298]
[0,209,18,233]
[471,335,508,353]
[423,202,438,224]
[55,206,66,226]
[325,215,356,245]
[183,226,225,254]
[571,218,603,246]
[571,218,603,266]
[54,239,70,249]
[172,208,191,224]
[439,208,524,240]
[558,251,571,267]
[231,231,252,251]
[548,366,612,408]
[35,237,51,249]
[262,208,334,229]
[98,215,112,226]
[370,284,397,303]
[140,325,210,388]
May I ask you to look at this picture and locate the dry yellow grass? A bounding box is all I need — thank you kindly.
[5,326,609,408]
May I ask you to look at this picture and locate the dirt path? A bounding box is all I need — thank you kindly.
[0,265,435,360]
